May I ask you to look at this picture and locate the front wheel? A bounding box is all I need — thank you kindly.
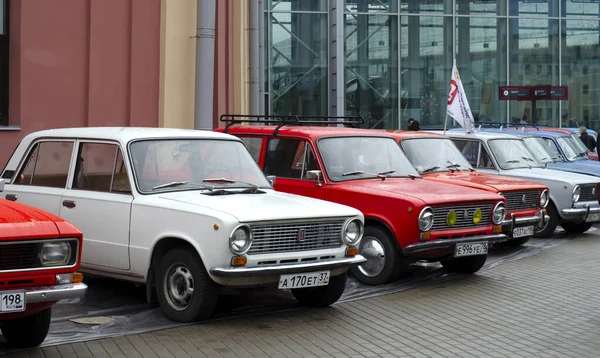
[350,225,403,286]
[561,221,594,234]
[292,273,347,307]
[534,202,559,238]
[441,255,487,274]
[156,247,218,322]
[1,308,51,348]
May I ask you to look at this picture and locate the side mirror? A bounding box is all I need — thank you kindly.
[305,170,323,186]
[0,179,4,192]
[266,175,276,186]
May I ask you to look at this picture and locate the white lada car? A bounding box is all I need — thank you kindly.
[440,130,600,237]
[0,127,365,322]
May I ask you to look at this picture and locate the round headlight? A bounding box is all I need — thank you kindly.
[229,225,252,255]
[572,185,581,203]
[418,207,434,231]
[447,210,457,227]
[473,208,482,224]
[342,219,363,246]
[492,202,506,225]
[539,189,549,208]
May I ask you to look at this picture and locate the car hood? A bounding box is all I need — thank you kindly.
[157,189,360,222]
[0,200,60,240]
[423,171,546,193]
[547,161,600,178]
[336,178,502,206]
[506,167,600,184]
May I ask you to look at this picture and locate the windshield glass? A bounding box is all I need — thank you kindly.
[557,136,587,161]
[570,133,590,153]
[488,139,544,170]
[318,136,420,181]
[522,137,563,163]
[401,138,473,173]
[129,139,271,193]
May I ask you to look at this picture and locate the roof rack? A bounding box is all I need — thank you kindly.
[475,121,549,131]
[220,114,364,135]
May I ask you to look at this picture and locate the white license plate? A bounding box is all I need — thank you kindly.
[0,291,25,312]
[278,271,330,289]
[586,213,600,223]
[513,225,534,238]
[454,242,488,257]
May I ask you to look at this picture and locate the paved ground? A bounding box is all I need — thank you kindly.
[5,232,600,357]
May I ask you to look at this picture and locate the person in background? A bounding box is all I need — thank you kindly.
[579,126,596,151]
[408,118,415,128]
[408,119,420,131]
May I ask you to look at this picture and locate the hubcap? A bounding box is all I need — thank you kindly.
[164,264,194,311]
[357,236,386,278]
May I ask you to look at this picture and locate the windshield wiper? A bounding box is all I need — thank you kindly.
[506,160,520,163]
[421,166,440,173]
[521,156,535,162]
[377,170,396,177]
[203,177,261,190]
[152,181,189,190]
[342,170,366,177]
[446,160,462,172]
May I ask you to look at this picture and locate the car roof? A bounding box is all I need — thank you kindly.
[480,128,569,139]
[222,125,396,140]
[430,129,521,140]
[385,130,446,140]
[21,127,237,144]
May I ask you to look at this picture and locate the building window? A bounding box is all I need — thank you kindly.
[0,0,8,126]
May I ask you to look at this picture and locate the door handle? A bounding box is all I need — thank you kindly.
[62,200,76,208]
[5,194,16,201]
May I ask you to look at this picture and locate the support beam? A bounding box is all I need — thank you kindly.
[249,0,261,115]
[195,0,216,129]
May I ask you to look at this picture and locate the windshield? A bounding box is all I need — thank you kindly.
[318,136,420,181]
[522,137,563,163]
[570,133,591,154]
[401,138,473,173]
[129,139,271,193]
[557,136,587,161]
[488,139,544,170]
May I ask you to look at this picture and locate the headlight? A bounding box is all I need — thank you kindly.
[539,189,549,208]
[40,242,71,266]
[492,202,506,225]
[418,207,434,231]
[572,185,581,203]
[229,225,252,255]
[342,219,363,246]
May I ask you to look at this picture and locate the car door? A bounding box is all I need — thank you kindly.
[59,141,133,271]
[3,139,75,214]
[263,137,326,200]
[452,138,500,174]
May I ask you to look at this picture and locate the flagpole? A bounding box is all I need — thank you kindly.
[443,112,448,135]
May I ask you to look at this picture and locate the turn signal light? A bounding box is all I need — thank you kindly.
[72,272,84,283]
[419,232,431,240]
[345,247,358,257]
[231,256,247,266]
[493,225,503,234]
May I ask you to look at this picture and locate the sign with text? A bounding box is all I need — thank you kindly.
[533,85,551,100]
[550,86,568,100]
[499,86,532,101]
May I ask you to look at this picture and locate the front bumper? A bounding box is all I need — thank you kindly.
[502,210,549,233]
[561,204,600,222]
[210,255,366,278]
[24,282,88,304]
[402,234,508,254]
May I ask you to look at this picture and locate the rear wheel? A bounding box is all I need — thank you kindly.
[441,255,487,274]
[1,308,51,348]
[350,225,403,286]
[561,221,594,234]
[292,273,347,307]
[534,202,559,238]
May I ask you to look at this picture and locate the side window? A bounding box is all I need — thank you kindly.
[240,137,262,163]
[73,142,131,194]
[478,146,495,169]
[452,139,478,167]
[15,141,74,188]
[265,138,319,180]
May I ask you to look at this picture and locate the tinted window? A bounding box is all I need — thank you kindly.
[264,138,320,180]
[15,141,74,188]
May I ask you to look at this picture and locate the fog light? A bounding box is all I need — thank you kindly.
[231,256,247,266]
[473,208,482,224]
[346,247,358,257]
[493,225,503,234]
[55,274,73,284]
[447,210,457,226]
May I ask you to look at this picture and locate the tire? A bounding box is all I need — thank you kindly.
[1,308,51,348]
[561,221,594,234]
[441,254,487,274]
[534,202,559,238]
[504,237,530,247]
[350,225,403,286]
[291,272,347,307]
[156,247,218,322]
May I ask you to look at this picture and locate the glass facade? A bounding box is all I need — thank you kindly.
[263,0,600,130]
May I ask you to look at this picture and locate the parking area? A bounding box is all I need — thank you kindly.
[2,227,599,357]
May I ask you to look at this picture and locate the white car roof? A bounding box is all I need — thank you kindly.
[21,127,238,145]
[427,130,521,140]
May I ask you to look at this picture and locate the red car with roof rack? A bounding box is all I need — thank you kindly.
[215,115,509,286]
[388,130,550,246]
[0,179,87,348]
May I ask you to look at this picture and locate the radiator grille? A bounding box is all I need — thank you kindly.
[504,190,541,211]
[432,204,493,231]
[579,184,598,202]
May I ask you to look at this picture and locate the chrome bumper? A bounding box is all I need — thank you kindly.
[402,234,508,254]
[561,205,600,222]
[502,210,549,231]
[24,283,88,304]
[210,255,366,278]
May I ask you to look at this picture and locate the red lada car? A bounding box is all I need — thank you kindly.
[216,116,508,286]
[0,179,87,347]
[389,131,550,246]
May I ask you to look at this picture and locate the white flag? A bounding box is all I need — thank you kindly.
[447,59,475,134]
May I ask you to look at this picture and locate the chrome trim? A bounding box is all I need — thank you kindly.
[402,234,508,254]
[229,224,253,255]
[210,255,366,277]
[0,238,80,274]
[418,206,434,232]
[561,205,600,220]
[492,202,506,225]
[501,210,546,230]
[243,216,355,226]
[341,218,364,246]
[539,189,549,208]
[24,282,88,304]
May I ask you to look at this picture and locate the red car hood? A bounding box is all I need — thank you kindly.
[0,200,60,240]
[337,177,503,206]
[423,171,547,193]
